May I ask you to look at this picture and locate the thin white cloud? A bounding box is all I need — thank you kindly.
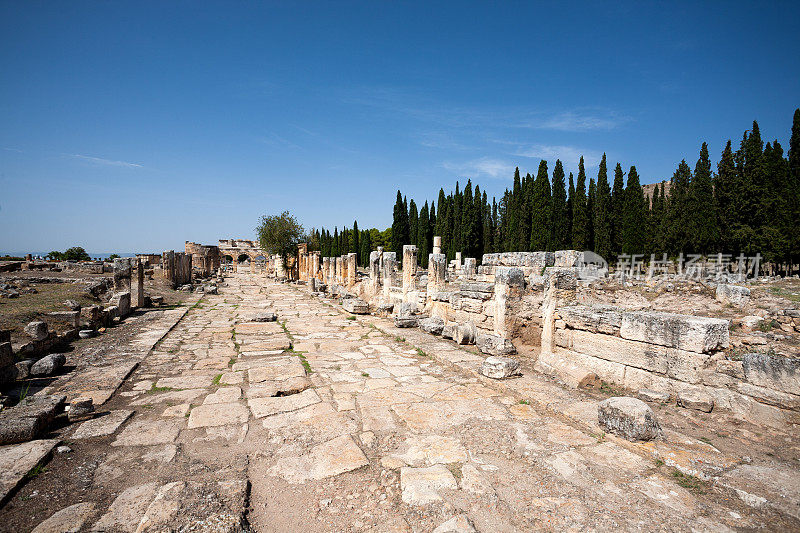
[69,154,143,168]
[539,111,623,132]
[442,157,515,179]
[2,147,23,153]
[515,144,602,170]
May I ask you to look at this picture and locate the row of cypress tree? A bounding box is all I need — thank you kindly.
[313,110,800,270]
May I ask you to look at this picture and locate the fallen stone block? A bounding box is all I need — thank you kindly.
[14,360,34,380]
[598,396,661,441]
[400,464,458,505]
[30,353,67,376]
[454,322,476,345]
[0,394,66,445]
[374,302,394,316]
[395,316,419,328]
[716,283,751,307]
[67,398,94,422]
[64,299,81,311]
[24,321,48,341]
[396,302,420,317]
[433,514,478,533]
[419,317,445,336]
[250,312,277,322]
[637,389,671,404]
[620,311,729,353]
[476,334,516,356]
[342,298,369,314]
[741,352,800,396]
[677,390,714,412]
[480,356,520,379]
[78,329,94,339]
[111,291,131,318]
[442,322,457,340]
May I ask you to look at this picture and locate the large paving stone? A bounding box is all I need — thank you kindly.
[248,358,307,383]
[187,402,249,428]
[268,434,368,483]
[388,435,467,467]
[400,464,458,505]
[155,374,218,390]
[0,439,59,503]
[111,419,182,446]
[433,514,478,533]
[90,482,158,532]
[32,502,95,533]
[248,389,320,418]
[72,410,134,439]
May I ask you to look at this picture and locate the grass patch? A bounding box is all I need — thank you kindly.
[670,469,705,493]
[142,404,154,410]
[769,287,800,302]
[279,320,295,341]
[228,357,237,367]
[698,436,713,445]
[288,348,312,373]
[362,372,370,377]
[416,348,428,358]
[26,462,47,479]
[346,316,356,321]
[211,373,222,385]
[147,384,175,394]
[519,399,529,405]
[395,336,406,343]
[654,458,664,467]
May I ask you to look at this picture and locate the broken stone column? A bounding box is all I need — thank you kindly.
[540,268,577,355]
[455,252,462,269]
[113,258,132,292]
[321,257,330,284]
[463,258,476,278]
[369,250,382,291]
[402,245,418,300]
[346,253,357,287]
[432,236,442,255]
[335,256,343,286]
[312,251,321,280]
[382,252,397,299]
[427,253,447,303]
[275,255,287,280]
[493,267,525,338]
[133,258,145,308]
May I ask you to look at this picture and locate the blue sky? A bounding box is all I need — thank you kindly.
[1,2,798,254]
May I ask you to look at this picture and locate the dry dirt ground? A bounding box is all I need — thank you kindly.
[0,273,798,532]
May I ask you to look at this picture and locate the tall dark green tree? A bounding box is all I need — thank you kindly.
[587,178,596,252]
[572,157,589,250]
[689,143,717,254]
[610,163,626,255]
[418,201,430,267]
[667,160,692,254]
[789,109,800,264]
[408,200,419,248]
[550,160,569,249]
[594,154,612,258]
[392,190,410,259]
[622,166,646,254]
[529,160,551,251]
[714,141,737,253]
[351,220,360,254]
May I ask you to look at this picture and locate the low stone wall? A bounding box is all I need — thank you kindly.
[537,304,799,426]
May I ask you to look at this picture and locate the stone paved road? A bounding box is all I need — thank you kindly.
[15,273,791,532]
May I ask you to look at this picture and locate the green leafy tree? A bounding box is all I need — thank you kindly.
[392,190,410,259]
[255,211,304,277]
[690,143,718,254]
[64,247,91,261]
[418,201,430,267]
[610,163,626,255]
[622,166,646,254]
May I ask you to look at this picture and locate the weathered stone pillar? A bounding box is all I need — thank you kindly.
[427,253,447,303]
[322,257,330,283]
[113,258,132,292]
[329,257,336,284]
[402,245,418,299]
[335,257,343,285]
[432,236,442,255]
[455,252,462,269]
[275,254,286,280]
[540,268,577,355]
[463,257,476,278]
[493,267,525,338]
[312,251,321,280]
[133,258,145,308]
[346,253,357,287]
[382,252,397,298]
[162,251,175,285]
[369,250,381,290]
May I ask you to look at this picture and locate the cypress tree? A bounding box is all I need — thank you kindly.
[359,229,370,267]
[566,172,575,247]
[594,154,612,259]
[483,191,493,255]
[611,163,626,255]
[714,141,737,253]
[520,173,533,251]
[622,166,646,254]
[789,109,800,265]
[572,157,589,250]
[587,178,596,253]
[351,220,359,254]
[418,202,429,267]
[408,200,419,248]
[550,160,569,249]
[529,160,552,251]
[690,143,717,254]
[392,190,410,259]
[332,227,340,257]
[428,201,436,251]
[667,160,692,254]
[508,168,521,251]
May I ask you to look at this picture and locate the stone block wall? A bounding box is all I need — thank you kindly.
[162,251,192,288]
[537,303,799,426]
